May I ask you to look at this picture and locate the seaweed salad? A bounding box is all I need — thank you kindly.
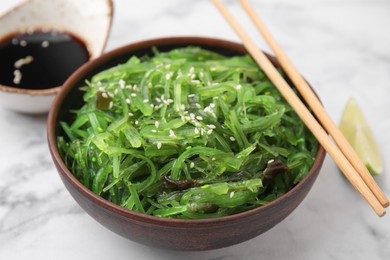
[58,47,318,219]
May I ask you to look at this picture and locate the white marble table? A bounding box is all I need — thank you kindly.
[1,0,389,259]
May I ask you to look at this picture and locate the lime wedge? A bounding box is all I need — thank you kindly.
[339,98,383,175]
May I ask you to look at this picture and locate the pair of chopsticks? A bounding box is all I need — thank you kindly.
[212,0,389,217]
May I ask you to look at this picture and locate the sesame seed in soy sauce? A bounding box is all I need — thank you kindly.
[0,30,90,90]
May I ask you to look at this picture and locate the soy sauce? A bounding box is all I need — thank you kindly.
[0,30,90,89]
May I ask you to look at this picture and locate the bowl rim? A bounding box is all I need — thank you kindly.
[0,0,114,96]
[0,84,61,95]
[47,36,326,227]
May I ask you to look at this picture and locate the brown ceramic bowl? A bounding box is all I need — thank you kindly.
[47,37,326,251]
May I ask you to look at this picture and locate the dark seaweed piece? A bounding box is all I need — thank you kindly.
[162,175,198,190]
[261,159,290,186]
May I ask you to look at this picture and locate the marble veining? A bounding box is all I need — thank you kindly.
[1,0,389,259]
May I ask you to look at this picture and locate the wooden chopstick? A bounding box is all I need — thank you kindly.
[238,0,389,209]
[211,0,387,217]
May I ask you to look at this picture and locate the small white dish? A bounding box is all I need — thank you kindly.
[0,0,113,114]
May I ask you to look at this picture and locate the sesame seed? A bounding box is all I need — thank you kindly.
[184,116,191,121]
[190,113,195,120]
[230,191,235,198]
[203,107,216,118]
[155,97,162,103]
[188,94,195,98]
[128,112,134,116]
[152,129,157,133]
[230,136,236,141]
[150,104,154,108]
[102,93,109,99]
[189,67,195,74]
[108,92,114,98]
[199,72,204,78]
[169,129,176,138]
[119,79,125,88]
[190,162,195,168]
[41,40,50,48]
[191,74,196,79]
[211,157,216,161]
[155,104,164,110]
[204,106,211,113]
[165,72,173,80]
[210,67,217,71]
[207,124,216,129]
[210,103,215,108]
[206,129,213,135]
[194,128,200,134]
[236,84,242,90]
[143,99,149,103]
[114,89,119,95]
[155,121,160,128]
[14,56,34,69]
[11,38,18,45]
[196,116,203,121]
[133,85,138,91]
[99,87,105,92]
[192,120,202,127]
[180,104,186,110]
[20,40,27,47]
[131,93,137,97]
[157,142,162,149]
[195,103,201,108]
[135,120,139,125]
[166,99,174,104]
[126,98,131,104]
[268,159,275,164]
[13,70,22,84]
[109,101,113,109]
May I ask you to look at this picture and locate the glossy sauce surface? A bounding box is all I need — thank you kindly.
[0,31,89,90]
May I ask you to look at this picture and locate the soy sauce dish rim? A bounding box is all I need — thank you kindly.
[48,36,326,226]
[0,83,60,95]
